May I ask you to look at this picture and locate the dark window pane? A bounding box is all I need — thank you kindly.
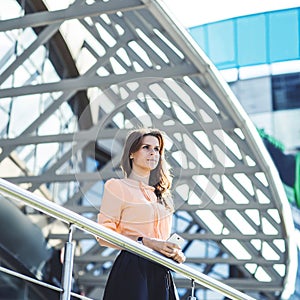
[272,73,300,110]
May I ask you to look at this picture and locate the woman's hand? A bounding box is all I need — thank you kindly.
[143,237,186,263]
[172,248,186,263]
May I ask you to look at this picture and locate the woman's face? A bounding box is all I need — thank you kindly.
[131,135,160,174]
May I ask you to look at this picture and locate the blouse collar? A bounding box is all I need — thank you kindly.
[122,178,155,191]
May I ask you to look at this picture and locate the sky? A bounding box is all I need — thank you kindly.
[162,0,300,27]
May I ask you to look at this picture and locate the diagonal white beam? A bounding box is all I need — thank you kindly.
[0,91,75,161]
[0,23,60,85]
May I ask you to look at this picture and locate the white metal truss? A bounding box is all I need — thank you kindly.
[0,0,297,299]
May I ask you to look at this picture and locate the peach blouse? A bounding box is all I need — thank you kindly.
[97,178,173,247]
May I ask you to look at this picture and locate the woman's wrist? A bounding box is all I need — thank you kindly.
[141,236,151,247]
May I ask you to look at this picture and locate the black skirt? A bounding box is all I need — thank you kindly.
[103,250,179,300]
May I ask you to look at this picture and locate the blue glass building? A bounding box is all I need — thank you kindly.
[189,8,300,299]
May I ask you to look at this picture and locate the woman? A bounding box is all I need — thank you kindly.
[97,128,185,300]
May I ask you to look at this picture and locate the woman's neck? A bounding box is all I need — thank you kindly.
[128,169,150,185]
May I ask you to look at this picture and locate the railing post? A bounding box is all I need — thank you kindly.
[188,279,196,300]
[60,224,75,300]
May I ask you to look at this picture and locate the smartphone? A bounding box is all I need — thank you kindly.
[167,233,184,248]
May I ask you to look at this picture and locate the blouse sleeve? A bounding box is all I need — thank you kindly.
[97,179,124,247]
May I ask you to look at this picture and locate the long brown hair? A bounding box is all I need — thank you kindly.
[120,128,173,210]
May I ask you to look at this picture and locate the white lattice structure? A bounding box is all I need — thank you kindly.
[0,1,297,299]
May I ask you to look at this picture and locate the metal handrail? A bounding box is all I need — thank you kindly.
[0,178,255,300]
[0,266,93,300]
